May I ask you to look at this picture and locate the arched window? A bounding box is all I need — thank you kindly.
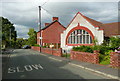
[68,29,92,44]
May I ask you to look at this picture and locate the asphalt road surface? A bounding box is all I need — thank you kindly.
[2,49,110,79]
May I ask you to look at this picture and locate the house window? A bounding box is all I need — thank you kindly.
[68,29,92,44]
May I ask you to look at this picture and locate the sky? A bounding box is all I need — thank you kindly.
[0,0,119,39]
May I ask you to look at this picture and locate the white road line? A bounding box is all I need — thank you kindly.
[40,54,47,56]
[69,63,85,69]
[69,63,120,80]
[48,57,62,62]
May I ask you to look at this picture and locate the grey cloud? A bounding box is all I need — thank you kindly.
[2,2,118,38]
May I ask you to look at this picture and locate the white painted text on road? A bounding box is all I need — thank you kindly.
[8,64,43,73]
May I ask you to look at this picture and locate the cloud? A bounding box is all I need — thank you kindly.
[1,1,119,38]
[14,24,29,39]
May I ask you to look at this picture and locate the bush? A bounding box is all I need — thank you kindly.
[92,45,100,51]
[99,50,113,65]
[109,37,120,50]
[42,46,47,48]
[73,47,81,51]
[33,44,40,47]
[99,46,112,55]
[72,46,93,53]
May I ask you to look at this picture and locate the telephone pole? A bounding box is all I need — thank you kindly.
[10,28,11,48]
[39,6,42,53]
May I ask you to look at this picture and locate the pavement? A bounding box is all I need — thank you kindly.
[39,51,120,80]
[2,49,120,80]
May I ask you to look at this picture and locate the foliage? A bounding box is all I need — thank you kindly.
[42,46,47,48]
[99,46,111,55]
[99,60,110,65]
[27,28,37,46]
[109,37,120,50]
[62,53,70,58]
[72,46,93,53]
[92,38,98,45]
[33,44,40,47]
[92,45,100,51]
[101,40,109,46]
[1,17,17,48]
[99,50,113,65]
[15,38,28,48]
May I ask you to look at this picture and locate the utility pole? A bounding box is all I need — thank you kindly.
[10,28,11,48]
[39,6,42,53]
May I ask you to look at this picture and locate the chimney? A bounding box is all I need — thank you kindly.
[52,17,59,21]
[45,23,50,26]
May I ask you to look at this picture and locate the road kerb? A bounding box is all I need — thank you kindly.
[69,63,120,80]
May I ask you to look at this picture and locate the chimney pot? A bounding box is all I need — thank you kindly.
[52,17,59,21]
[45,23,50,26]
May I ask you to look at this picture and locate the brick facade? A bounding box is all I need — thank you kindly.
[110,52,120,68]
[37,18,66,46]
[70,50,99,64]
[42,22,66,43]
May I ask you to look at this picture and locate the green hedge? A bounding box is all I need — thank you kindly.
[33,44,40,47]
[72,46,93,53]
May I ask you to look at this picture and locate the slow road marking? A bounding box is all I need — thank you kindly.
[8,64,43,73]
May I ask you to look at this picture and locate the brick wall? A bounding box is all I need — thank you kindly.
[31,46,62,57]
[110,52,120,68]
[41,48,62,57]
[70,50,99,64]
[31,46,40,52]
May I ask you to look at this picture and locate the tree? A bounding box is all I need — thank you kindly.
[15,38,28,48]
[27,28,37,46]
[1,17,17,48]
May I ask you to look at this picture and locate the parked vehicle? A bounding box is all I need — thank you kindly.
[22,45,31,49]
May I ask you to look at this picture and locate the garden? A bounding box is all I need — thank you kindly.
[72,37,120,65]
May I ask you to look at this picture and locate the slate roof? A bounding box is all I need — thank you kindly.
[102,22,120,37]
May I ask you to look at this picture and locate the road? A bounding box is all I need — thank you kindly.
[2,49,110,79]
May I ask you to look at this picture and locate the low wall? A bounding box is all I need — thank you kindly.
[110,52,120,68]
[31,46,40,52]
[70,50,99,64]
[41,48,62,57]
[31,46,62,57]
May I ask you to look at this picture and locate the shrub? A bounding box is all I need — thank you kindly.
[73,47,81,51]
[33,44,40,47]
[92,45,100,51]
[72,46,93,53]
[109,37,120,50]
[99,50,113,64]
[42,46,47,48]
[99,46,111,55]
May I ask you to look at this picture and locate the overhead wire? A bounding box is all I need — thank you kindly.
[40,0,68,27]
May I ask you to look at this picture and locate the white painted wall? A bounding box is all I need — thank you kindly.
[61,13,104,52]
